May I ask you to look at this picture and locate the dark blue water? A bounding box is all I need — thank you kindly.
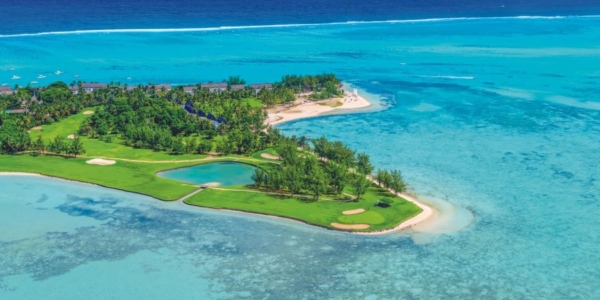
[1,0,599,34]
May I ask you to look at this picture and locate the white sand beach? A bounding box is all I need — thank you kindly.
[265,90,371,126]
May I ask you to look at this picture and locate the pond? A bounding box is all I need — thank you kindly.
[158,162,256,186]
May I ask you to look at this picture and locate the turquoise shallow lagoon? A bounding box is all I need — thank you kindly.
[158,162,256,186]
[1,17,599,299]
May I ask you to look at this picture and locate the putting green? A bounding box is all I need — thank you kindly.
[337,211,385,225]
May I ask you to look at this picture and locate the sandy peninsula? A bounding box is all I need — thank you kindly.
[265,90,371,126]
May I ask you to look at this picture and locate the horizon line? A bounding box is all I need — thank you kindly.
[1,14,599,38]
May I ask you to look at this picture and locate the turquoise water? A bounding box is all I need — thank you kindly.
[158,162,256,186]
[1,17,600,299]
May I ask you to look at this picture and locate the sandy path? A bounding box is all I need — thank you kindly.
[31,126,42,130]
[331,223,370,230]
[83,110,94,115]
[342,208,365,215]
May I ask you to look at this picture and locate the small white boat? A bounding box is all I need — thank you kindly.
[55,70,63,75]
[126,77,131,80]
[30,81,38,84]
[37,74,46,79]
[11,75,20,80]
[1,83,7,86]
[74,74,79,78]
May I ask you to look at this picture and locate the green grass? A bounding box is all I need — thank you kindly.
[337,211,385,224]
[184,184,421,231]
[29,110,208,161]
[241,97,263,108]
[0,155,202,200]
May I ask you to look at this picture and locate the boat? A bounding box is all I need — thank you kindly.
[30,81,38,84]
[55,70,63,75]
[37,74,46,79]
[126,77,132,80]
[11,75,20,80]
[74,74,79,78]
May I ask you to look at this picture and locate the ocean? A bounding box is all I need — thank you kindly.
[1,1,600,299]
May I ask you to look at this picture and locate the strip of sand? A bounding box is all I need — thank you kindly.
[342,208,365,215]
[86,158,116,165]
[0,172,43,177]
[83,110,94,115]
[260,153,280,160]
[331,223,370,230]
[265,90,371,126]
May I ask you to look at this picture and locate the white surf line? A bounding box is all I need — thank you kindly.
[1,15,599,38]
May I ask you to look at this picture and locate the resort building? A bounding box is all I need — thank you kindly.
[248,83,273,93]
[69,86,79,94]
[81,83,108,93]
[2,108,29,114]
[183,86,197,94]
[201,82,228,92]
[230,84,245,91]
[0,86,14,95]
[150,84,172,91]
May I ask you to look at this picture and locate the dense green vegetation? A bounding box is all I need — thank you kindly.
[0,74,421,232]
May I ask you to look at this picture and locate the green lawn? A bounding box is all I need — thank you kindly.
[29,110,208,161]
[241,97,264,109]
[184,184,421,231]
[0,155,201,200]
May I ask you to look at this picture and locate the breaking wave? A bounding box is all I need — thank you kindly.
[1,15,598,38]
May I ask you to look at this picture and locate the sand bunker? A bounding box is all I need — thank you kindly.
[67,134,76,139]
[86,158,116,166]
[31,126,42,130]
[83,110,95,115]
[342,208,365,215]
[331,223,370,230]
[261,153,280,160]
[201,182,221,188]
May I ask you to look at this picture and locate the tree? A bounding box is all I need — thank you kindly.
[306,165,328,200]
[48,136,67,154]
[375,169,392,189]
[32,135,46,156]
[350,174,371,201]
[227,76,246,86]
[356,152,373,175]
[251,168,268,188]
[389,170,407,194]
[326,162,348,195]
[196,140,212,154]
[67,137,86,157]
[0,124,30,154]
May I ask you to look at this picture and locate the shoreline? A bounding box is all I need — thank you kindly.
[1,88,445,235]
[1,171,439,235]
[265,89,373,126]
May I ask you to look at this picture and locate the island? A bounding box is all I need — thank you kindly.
[0,74,429,233]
